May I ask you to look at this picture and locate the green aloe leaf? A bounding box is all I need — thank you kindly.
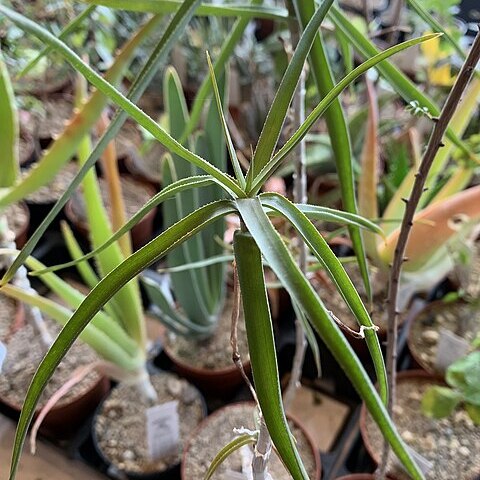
[6,200,235,480]
[163,67,214,322]
[141,271,216,338]
[0,13,162,208]
[293,0,371,301]
[259,193,387,403]
[0,51,18,188]
[80,0,288,20]
[234,230,309,480]
[245,0,334,187]
[181,0,263,142]
[0,284,141,372]
[235,197,424,479]
[328,5,475,161]
[0,0,244,284]
[205,433,257,480]
[279,199,384,235]
[31,175,218,276]
[250,33,440,193]
[406,0,465,59]
[206,52,245,188]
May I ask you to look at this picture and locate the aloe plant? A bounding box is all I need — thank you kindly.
[0,3,445,480]
[141,66,228,339]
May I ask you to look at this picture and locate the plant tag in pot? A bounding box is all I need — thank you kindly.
[392,445,433,477]
[435,328,469,372]
[146,400,180,460]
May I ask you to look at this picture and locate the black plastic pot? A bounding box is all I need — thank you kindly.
[91,369,207,480]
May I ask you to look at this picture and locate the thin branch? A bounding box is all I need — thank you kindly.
[283,0,309,410]
[379,28,480,479]
[231,261,258,403]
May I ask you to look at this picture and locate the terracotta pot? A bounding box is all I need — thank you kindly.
[92,371,207,480]
[359,370,480,480]
[0,373,109,439]
[164,342,251,397]
[65,175,157,250]
[181,401,322,480]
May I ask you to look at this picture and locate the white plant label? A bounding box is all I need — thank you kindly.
[392,445,433,476]
[146,400,180,460]
[0,341,6,374]
[435,328,469,372]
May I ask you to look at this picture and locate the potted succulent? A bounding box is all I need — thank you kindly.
[0,2,448,479]
[0,48,108,438]
[140,66,250,395]
[2,57,207,478]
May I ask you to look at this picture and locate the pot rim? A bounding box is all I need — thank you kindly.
[181,400,322,480]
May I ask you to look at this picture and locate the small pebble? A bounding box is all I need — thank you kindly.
[422,329,439,344]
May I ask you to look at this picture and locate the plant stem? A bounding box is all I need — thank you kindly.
[284,1,308,407]
[379,29,480,479]
[252,414,273,480]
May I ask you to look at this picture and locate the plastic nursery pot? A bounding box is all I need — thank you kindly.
[65,175,157,251]
[0,370,109,439]
[407,299,480,374]
[181,401,322,480]
[163,342,251,398]
[92,370,207,480]
[359,370,480,480]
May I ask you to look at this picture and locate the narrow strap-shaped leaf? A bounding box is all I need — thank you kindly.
[235,198,424,480]
[263,195,384,235]
[80,0,288,20]
[156,254,234,273]
[206,52,245,188]
[17,5,97,78]
[163,158,214,325]
[0,0,242,284]
[249,33,440,194]
[0,248,139,359]
[205,433,257,480]
[0,51,18,188]
[291,299,321,377]
[293,0,371,301]
[0,284,142,372]
[234,230,309,480]
[328,5,474,160]
[60,222,100,290]
[31,175,218,276]
[7,200,235,480]
[245,0,334,186]
[181,0,263,142]
[406,0,465,60]
[259,193,387,403]
[141,273,216,338]
[163,68,214,320]
[0,14,162,209]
